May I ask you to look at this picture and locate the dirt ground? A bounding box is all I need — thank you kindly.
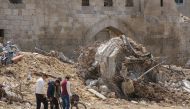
[0,100,189,109]
[87,101,188,109]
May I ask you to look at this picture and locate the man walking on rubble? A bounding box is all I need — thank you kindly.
[61,75,72,109]
[35,74,48,109]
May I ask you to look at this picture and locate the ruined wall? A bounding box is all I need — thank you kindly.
[0,0,189,64]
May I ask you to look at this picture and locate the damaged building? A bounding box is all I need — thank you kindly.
[0,0,190,64]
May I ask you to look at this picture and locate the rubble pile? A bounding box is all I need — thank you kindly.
[35,47,74,64]
[134,81,190,104]
[0,52,78,107]
[78,35,190,105]
[77,42,101,79]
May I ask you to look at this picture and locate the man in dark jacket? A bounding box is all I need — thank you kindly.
[47,79,61,109]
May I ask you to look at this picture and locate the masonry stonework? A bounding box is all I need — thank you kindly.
[0,0,190,64]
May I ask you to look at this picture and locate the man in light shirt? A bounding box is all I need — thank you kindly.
[61,75,72,109]
[35,74,48,109]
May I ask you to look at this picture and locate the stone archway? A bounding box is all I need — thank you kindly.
[84,17,134,44]
[94,26,123,42]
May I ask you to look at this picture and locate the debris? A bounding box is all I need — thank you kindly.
[137,61,166,80]
[0,41,22,65]
[27,72,32,81]
[11,54,24,63]
[182,80,190,93]
[131,100,138,104]
[35,47,74,64]
[58,52,75,64]
[0,52,77,108]
[107,92,116,98]
[87,88,107,100]
[121,79,135,95]
[78,34,190,105]
[180,14,190,23]
[99,85,110,94]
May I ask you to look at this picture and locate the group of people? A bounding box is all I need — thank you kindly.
[35,74,72,109]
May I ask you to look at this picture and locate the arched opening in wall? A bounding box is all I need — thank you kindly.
[9,0,22,4]
[126,0,134,7]
[104,0,113,7]
[94,27,123,42]
[82,0,89,6]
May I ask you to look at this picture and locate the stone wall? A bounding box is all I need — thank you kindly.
[176,0,190,17]
[0,0,189,64]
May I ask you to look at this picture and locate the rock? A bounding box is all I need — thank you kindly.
[89,80,98,87]
[139,100,147,105]
[100,91,108,96]
[25,102,31,109]
[107,92,116,98]
[15,106,22,109]
[27,72,32,80]
[97,78,104,85]
[131,100,138,104]
[121,79,134,95]
[1,97,7,102]
[87,88,107,100]
[92,86,99,91]
[99,85,110,93]
[85,79,94,86]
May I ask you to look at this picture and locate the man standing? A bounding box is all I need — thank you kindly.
[35,74,48,109]
[47,79,61,109]
[61,75,72,109]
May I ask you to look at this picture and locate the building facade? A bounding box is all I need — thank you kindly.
[175,0,190,17]
[0,0,190,64]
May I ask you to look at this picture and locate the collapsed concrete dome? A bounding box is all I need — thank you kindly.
[78,35,190,104]
[0,0,190,64]
[95,36,125,80]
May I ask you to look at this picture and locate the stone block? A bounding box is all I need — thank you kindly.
[0,25,5,29]
[0,10,4,15]
[10,20,21,25]
[3,29,11,34]
[0,15,6,20]
[26,4,36,10]
[12,10,18,16]
[8,4,26,9]
[3,9,12,15]
[4,33,12,40]
[6,15,23,20]
[22,9,35,16]
[21,25,32,31]
[0,20,9,25]
[23,16,32,20]
[6,25,14,30]
[21,20,32,26]
[1,3,8,9]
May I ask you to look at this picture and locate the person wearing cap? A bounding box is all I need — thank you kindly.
[61,75,72,109]
[35,74,48,109]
